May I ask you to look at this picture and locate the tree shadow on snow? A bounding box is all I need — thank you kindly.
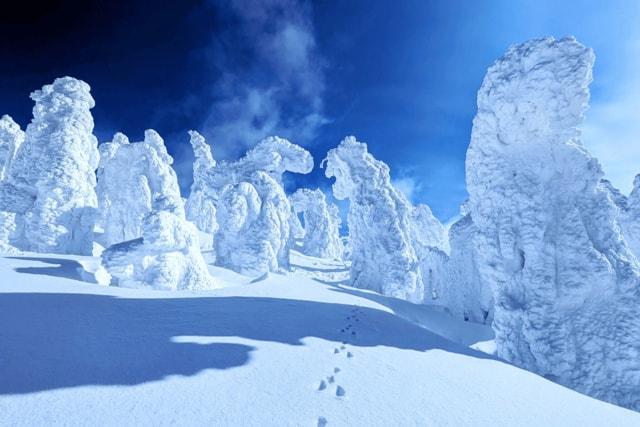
[0,290,497,395]
[7,256,86,282]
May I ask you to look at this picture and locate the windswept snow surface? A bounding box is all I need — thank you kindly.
[1,252,638,426]
[467,37,640,409]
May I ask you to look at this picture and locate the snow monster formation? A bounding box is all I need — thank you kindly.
[213,137,313,275]
[0,77,99,255]
[216,172,291,275]
[442,207,493,324]
[97,130,183,247]
[290,188,343,260]
[0,115,25,252]
[466,37,640,409]
[185,130,218,248]
[408,204,450,309]
[100,130,214,290]
[323,136,423,302]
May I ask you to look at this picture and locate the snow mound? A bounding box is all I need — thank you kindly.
[0,77,99,255]
[467,36,640,409]
[102,209,215,291]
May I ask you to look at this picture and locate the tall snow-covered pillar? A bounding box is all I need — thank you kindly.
[185,131,218,250]
[466,37,640,409]
[0,77,99,255]
[323,136,422,302]
[0,115,25,252]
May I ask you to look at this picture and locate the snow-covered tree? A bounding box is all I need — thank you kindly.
[213,136,312,274]
[100,130,214,290]
[0,115,24,181]
[185,130,218,249]
[216,171,291,275]
[408,204,450,308]
[0,77,99,255]
[97,130,184,247]
[290,188,343,259]
[323,136,422,302]
[0,115,25,252]
[466,37,640,409]
[442,208,493,324]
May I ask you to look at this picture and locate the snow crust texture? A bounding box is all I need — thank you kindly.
[466,37,640,409]
[185,130,218,248]
[290,188,343,260]
[213,137,312,275]
[0,77,99,255]
[324,137,423,302]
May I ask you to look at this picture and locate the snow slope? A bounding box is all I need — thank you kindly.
[1,252,638,426]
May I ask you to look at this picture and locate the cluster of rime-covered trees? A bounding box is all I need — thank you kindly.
[1,37,639,410]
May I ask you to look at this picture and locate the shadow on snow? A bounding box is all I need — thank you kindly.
[1,274,497,396]
[8,256,86,283]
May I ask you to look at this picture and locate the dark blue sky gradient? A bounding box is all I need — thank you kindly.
[1,0,639,221]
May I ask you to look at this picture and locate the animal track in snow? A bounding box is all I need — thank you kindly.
[317,416,328,427]
[336,386,346,397]
[317,380,327,391]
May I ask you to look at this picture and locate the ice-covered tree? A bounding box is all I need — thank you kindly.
[466,37,640,408]
[290,188,343,259]
[0,115,24,181]
[0,77,99,255]
[185,131,218,248]
[212,136,312,274]
[408,204,450,307]
[323,136,422,302]
[0,115,25,252]
[100,130,214,290]
[97,130,184,247]
[216,171,291,275]
[442,207,493,324]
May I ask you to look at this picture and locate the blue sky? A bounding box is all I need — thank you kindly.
[1,0,639,221]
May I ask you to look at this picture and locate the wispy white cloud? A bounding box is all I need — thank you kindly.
[200,0,327,159]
